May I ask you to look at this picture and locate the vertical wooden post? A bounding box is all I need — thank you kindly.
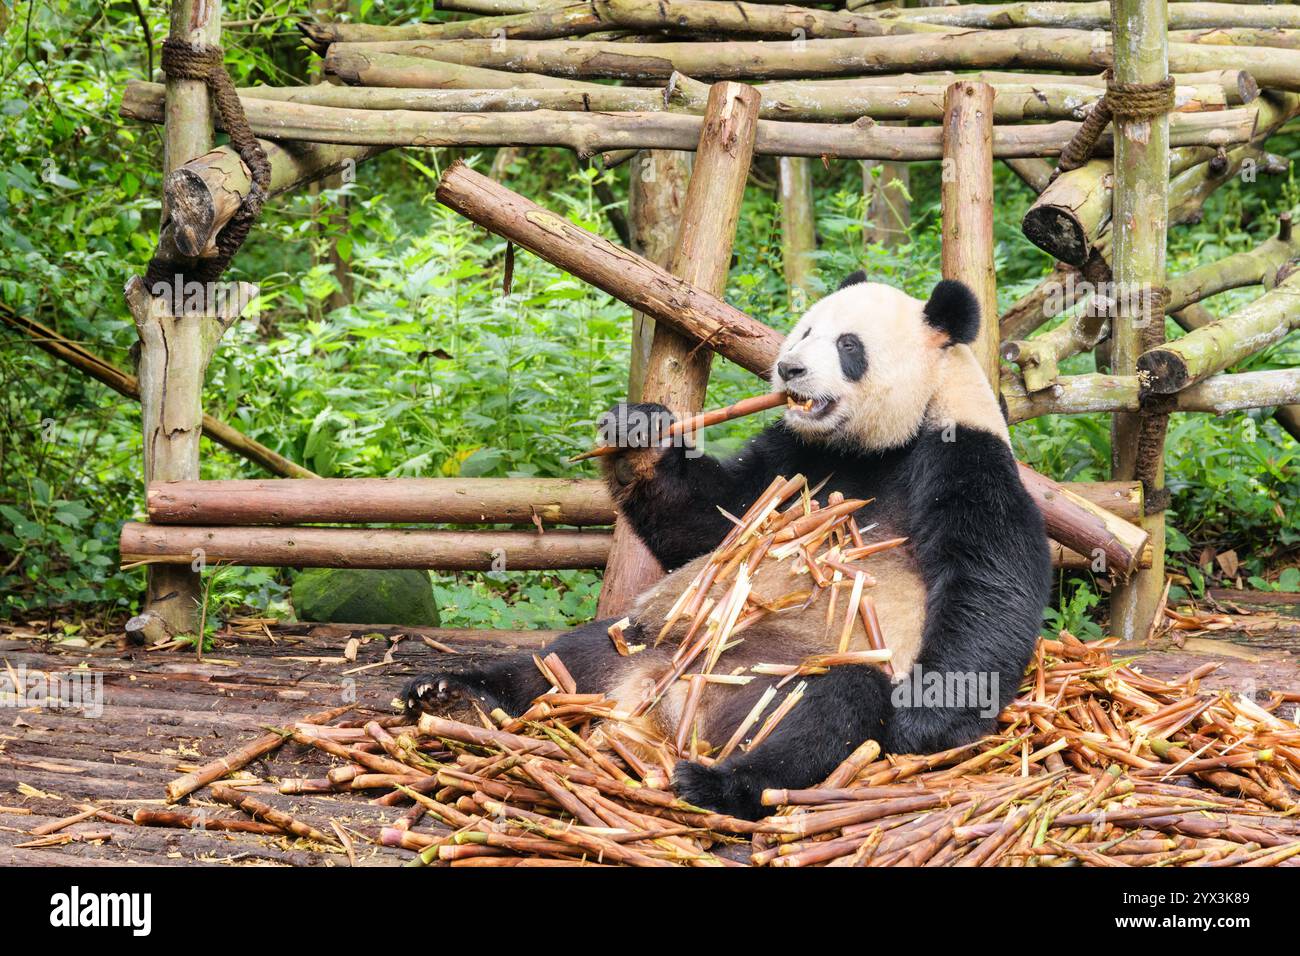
[311,0,354,315]
[941,81,999,385]
[130,0,233,637]
[596,82,761,617]
[626,150,692,403]
[1109,0,1170,640]
[779,156,818,312]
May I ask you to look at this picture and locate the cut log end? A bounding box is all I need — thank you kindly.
[166,167,220,258]
[1136,348,1192,396]
[1021,205,1088,267]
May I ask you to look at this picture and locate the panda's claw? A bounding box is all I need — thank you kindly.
[402,673,468,716]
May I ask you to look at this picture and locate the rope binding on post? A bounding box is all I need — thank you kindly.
[143,38,272,298]
[1050,70,1176,182]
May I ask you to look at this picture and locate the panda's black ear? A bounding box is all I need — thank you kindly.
[837,270,869,291]
[923,279,980,346]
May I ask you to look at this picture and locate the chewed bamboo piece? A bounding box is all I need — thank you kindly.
[569,390,791,461]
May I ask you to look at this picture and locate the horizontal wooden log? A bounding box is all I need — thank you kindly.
[119,518,1120,573]
[1138,272,1300,394]
[119,524,613,570]
[149,478,613,525]
[1002,368,1300,420]
[121,75,1234,124]
[146,477,1144,525]
[874,1,1300,30]
[328,31,1300,90]
[436,161,1150,572]
[325,48,606,89]
[119,88,1256,160]
[837,68,1256,105]
[1053,541,1153,571]
[301,0,950,47]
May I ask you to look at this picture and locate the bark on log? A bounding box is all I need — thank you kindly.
[145,476,1145,524]
[626,149,691,401]
[436,162,1150,572]
[1167,212,1300,312]
[134,0,226,637]
[329,32,1300,90]
[304,0,951,46]
[0,302,316,479]
[119,524,613,570]
[1016,465,1150,576]
[132,138,384,260]
[1138,271,1300,394]
[1171,305,1300,444]
[120,86,1258,160]
[941,81,999,384]
[1002,368,1300,421]
[121,511,1141,572]
[148,478,614,525]
[780,156,818,308]
[878,1,1300,30]
[600,82,761,616]
[1108,0,1171,642]
[325,48,604,89]
[121,74,1236,125]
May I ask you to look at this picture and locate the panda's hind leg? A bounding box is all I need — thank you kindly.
[402,617,638,719]
[673,665,894,820]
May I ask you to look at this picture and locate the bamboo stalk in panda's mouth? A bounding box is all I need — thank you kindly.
[569,390,791,462]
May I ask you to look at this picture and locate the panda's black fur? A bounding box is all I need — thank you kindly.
[401,277,1052,819]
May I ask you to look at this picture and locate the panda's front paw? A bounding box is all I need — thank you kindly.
[672,760,766,821]
[596,403,680,490]
[402,671,487,717]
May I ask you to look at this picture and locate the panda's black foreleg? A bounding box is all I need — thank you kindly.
[672,665,894,820]
[403,618,636,718]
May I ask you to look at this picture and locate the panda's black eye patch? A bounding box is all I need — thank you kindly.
[836,333,866,381]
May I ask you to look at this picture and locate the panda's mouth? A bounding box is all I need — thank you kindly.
[786,392,840,421]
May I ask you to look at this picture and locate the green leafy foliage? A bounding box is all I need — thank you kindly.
[0,1,1296,635]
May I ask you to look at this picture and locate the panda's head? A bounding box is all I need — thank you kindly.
[772,273,989,450]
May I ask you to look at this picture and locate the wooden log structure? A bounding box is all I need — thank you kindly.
[599,82,761,616]
[1139,271,1300,394]
[941,80,999,384]
[118,83,1259,158]
[1108,0,1172,641]
[144,477,1147,525]
[114,0,1300,647]
[123,73,1246,124]
[433,161,1151,574]
[119,524,612,571]
[324,32,1300,90]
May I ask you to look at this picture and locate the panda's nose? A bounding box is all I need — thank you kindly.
[777,360,805,382]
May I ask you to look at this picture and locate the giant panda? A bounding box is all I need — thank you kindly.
[401,274,1052,820]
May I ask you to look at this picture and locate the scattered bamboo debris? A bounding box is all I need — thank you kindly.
[132,629,1299,866]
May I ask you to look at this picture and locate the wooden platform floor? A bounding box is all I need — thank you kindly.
[2,605,1298,867]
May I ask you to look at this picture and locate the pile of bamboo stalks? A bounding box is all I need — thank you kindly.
[143,490,1300,866]
[181,629,1299,867]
